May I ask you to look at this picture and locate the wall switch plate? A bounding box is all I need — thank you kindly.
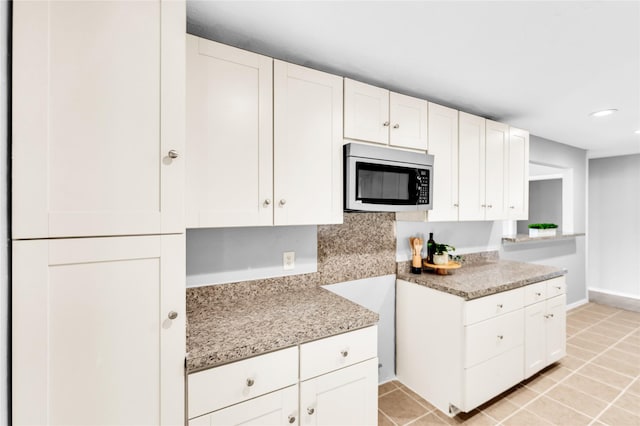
[283,251,295,270]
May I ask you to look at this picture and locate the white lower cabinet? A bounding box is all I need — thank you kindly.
[300,358,378,426]
[12,235,186,425]
[524,282,566,377]
[188,326,378,425]
[397,277,566,416]
[189,386,298,426]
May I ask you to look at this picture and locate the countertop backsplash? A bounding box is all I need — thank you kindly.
[187,212,397,304]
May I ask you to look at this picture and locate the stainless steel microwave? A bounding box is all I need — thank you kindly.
[344,143,434,212]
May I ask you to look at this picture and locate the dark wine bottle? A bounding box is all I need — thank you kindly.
[427,232,435,263]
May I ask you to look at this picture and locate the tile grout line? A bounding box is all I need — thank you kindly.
[378,408,398,426]
[499,308,635,426]
[589,370,640,425]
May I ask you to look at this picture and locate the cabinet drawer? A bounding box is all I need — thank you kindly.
[188,346,298,419]
[463,345,524,412]
[189,385,298,426]
[464,310,524,368]
[524,282,547,306]
[464,288,524,325]
[546,276,566,298]
[300,326,377,380]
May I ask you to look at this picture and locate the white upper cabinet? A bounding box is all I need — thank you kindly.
[426,103,459,222]
[507,127,530,220]
[274,60,344,226]
[458,112,486,221]
[344,79,427,151]
[485,120,509,220]
[186,35,273,228]
[12,0,185,239]
[344,79,390,145]
[389,92,429,150]
[12,234,186,425]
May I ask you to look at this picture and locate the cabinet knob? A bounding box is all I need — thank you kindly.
[497,304,503,308]
[510,206,515,209]
[263,199,271,207]
[453,203,459,207]
[340,350,349,358]
[168,311,178,320]
[168,149,179,159]
[549,313,554,318]
[535,292,542,296]
[246,378,255,387]
[487,204,493,208]
[481,204,486,208]
[307,408,315,415]
[497,335,504,340]
[279,199,287,206]
[288,415,296,424]
[555,286,562,290]
[393,124,400,129]
[383,121,390,127]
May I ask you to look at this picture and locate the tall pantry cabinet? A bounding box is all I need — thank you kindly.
[12,1,186,424]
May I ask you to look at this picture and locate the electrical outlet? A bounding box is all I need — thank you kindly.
[283,251,295,270]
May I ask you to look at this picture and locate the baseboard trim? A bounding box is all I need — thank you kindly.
[588,288,640,312]
[566,298,589,312]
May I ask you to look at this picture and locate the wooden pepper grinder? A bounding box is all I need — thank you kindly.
[409,237,423,274]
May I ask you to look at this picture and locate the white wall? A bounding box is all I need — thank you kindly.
[588,155,640,298]
[501,135,587,305]
[1,1,8,422]
[186,226,317,287]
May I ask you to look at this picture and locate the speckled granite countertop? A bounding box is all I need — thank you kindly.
[397,258,565,300]
[186,286,379,373]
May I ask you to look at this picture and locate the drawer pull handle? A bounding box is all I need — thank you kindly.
[340,350,349,358]
[288,415,296,424]
[497,335,504,340]
[246,378,255,387]
[307,408,315,415]
[497,304,503,308]
[535,292,542,296]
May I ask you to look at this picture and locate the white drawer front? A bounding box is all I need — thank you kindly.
[546,276,566,298]
[463,345,524,412]
[188,346,298,419]
[300,326,377,380]
[524,281,547,306]
[464,288,524,325]
[464,310,524,368]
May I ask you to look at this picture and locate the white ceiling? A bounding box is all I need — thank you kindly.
[187,1,640,159]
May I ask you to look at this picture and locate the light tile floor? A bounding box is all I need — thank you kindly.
[378,302,640,425]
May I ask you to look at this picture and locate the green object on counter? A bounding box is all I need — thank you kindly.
[528,223,558,229]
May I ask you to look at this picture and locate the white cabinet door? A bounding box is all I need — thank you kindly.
[186,35,273,228]
[546,294,567,364]
[458,112,486,221]
[485,120,508,220]
[344,79,390,145]
[427,103,459,222]
[507,127,530,220]
[12,235,185,426]
[189,385,298,426]
[524,301,546,378]
[274,60,343,225]
[389,92,428,150]
[300,358,378,426]
[12,0,184,239]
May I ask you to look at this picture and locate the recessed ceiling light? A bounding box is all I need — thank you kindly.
[589,109,618,117]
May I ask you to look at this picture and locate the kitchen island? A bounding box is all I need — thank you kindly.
[396,253,567,417]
